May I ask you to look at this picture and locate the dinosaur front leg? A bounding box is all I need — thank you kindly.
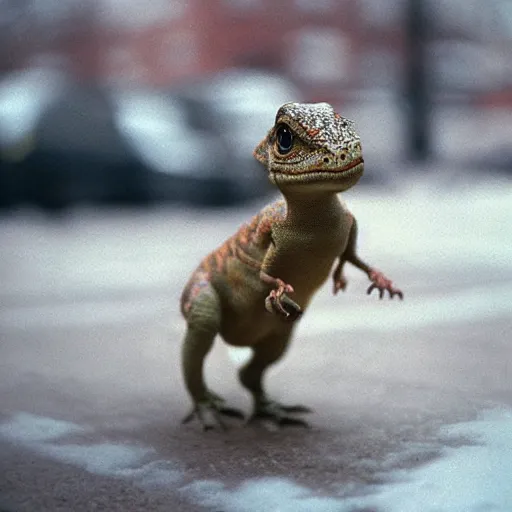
[239,332,311,428]
[260,271,303,321]
[333,258,403,299]
[181,284,244,430]
[332,259,348,295]
[334,217,403,299]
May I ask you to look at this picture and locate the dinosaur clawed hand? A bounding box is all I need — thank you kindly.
[332,263,348,295]
[264,279,303,321]
[182,391,245,431]
[367,269,403,299]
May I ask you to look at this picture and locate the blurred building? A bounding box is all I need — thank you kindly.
[2,0,512,106]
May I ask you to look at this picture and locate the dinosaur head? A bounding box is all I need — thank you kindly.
[254,102,364,193]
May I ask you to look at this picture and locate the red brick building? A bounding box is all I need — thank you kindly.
[93,0,367,99]
[2,0,511,105]
[1,0,371,102]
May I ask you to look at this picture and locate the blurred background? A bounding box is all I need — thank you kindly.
[1,4,512,508]
[0,0,511,210]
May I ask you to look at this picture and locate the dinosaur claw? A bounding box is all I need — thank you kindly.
[333,279,347,295]
[280,404,313,414]
[367,270,403,301]
[284,283,294,294]
[181,410,195,425]
[278,416,310,428]
[332,263,348,296]
[183,391,245,430]
[265,281,302,321]
[249,399,313,429]
[218,406,245,420]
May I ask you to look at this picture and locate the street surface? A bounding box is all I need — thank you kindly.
[1,172,511,511]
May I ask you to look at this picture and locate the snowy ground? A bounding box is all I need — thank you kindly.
[1,409,512,511]
[1,172,511,511]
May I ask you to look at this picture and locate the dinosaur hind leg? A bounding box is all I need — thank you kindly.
[181,282,244,430]
[239,330,312,428]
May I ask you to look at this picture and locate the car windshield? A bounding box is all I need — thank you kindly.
[0,68,66,145]
[113,91,187,134]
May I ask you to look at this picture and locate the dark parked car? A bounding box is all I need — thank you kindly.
[0,67,68,209]
[110,86,233,206]
[24,83,151,209]
[0,69,257,211]
[0,69,150,210]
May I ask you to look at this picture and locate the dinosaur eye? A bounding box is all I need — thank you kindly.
[276,124,293,154]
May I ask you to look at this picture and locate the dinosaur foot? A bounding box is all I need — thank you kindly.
[182,391,245,431]
[248,399,312,429]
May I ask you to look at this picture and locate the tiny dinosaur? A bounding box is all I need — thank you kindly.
[180,102,403,430]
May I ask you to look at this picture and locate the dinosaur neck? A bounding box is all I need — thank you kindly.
[283,192,342,228]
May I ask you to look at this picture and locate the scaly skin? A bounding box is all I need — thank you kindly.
[180,102,403,430]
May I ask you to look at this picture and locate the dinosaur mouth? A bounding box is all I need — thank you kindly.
[336,157,364,174]
[274,157,364,182]
[313,156,365,175]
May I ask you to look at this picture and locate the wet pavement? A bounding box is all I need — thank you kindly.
[1,174,511,511]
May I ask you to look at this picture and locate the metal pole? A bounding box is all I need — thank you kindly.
[405,0,430,161]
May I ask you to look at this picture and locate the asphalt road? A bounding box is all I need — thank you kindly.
[1,175,511,511]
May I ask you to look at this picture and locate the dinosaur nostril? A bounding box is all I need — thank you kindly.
[323,157,330,164]
[340,153,346,161]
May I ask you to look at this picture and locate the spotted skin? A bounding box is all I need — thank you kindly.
[179,102,404,430]
[275,102,359,151]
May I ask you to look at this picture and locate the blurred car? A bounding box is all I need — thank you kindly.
[21,82,151,210]
[175,69,303,199]
[110,87,233,206]
[0,69,149,210]
[0,66,68,209]
[1,68,302,211]
[0,70,246,210]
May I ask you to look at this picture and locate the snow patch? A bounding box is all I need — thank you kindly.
[0,412,180,487]
[41,442,152,476]
[0,412,87,443]
[182,477,348,512]
[348,408,512,511]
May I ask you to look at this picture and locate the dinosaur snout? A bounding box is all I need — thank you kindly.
[329,141,362,167]
[348,140,362,156]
